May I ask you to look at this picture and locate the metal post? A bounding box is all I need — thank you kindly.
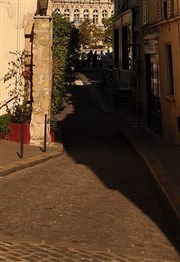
[44,114,47,152]
[20,116,24,159]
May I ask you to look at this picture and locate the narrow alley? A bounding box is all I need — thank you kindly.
[0,70,179,262]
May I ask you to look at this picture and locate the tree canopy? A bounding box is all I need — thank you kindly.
[78,17,113,50]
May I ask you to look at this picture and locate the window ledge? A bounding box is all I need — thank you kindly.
[163,94,175,102]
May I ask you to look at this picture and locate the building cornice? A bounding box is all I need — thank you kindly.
[142,14,180,31]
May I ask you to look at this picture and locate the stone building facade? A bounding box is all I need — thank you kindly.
[52,0,114,27]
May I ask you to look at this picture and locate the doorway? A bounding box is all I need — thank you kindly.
[146,54,162,134]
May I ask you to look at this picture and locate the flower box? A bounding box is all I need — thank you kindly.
[6,123,30,144]
[4,123,55,144]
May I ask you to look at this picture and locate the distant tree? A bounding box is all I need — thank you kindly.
[102,17,113,48]
[78,19,104,49]
[90,25,103,48]
[78,19,93,48]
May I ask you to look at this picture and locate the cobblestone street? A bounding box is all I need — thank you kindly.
[0,74,180,261]
[0,240,177,262]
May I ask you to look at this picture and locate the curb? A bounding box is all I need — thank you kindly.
[0,144,64,177]
[121,128,180,234]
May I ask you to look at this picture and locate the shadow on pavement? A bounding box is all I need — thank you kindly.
[57,69,180,254]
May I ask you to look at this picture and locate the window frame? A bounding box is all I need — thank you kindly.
[93,10,98,24]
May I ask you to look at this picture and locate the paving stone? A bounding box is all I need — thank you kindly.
[5,256,21,261]
[0,75,180,262]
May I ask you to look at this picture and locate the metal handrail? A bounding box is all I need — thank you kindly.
[0,94,18,109]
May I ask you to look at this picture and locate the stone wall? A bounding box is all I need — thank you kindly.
[30,16,52,146]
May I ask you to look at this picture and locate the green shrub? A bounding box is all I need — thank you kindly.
[4,51,32,124]
[52,13,81,116]
[0,114,11,137]
[6,103,31,124]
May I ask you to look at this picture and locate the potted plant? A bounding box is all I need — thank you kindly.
[3,51,32,144]
[5,103,31,144]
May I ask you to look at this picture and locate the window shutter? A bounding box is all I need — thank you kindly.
[156,0,161,20]
[167,0,172,17]
[142,0,148,25]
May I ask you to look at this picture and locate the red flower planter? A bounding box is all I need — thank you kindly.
[4,124,55,144]
[6,123,30,144]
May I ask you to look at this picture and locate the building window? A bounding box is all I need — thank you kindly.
[165,44,174,95]
[93,10,98,24]
[122,25,132,70]
[83,9,89,20]
[54,8,60,14]
[64,9,70,20]
[74,9,80,23]
[162,0,173,19]
[102,10,108,18]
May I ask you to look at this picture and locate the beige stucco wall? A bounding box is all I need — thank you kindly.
[159,19,180,144]
[0,0,37,114]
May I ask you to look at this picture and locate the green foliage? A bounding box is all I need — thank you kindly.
[90,25,103,48]
[78,18,113,50]
[52,13,81,116]
[6,103,31,124]
[0,114,11,137]
[4,51,32,123]
[102,17,113,48]
[78,20,103,49]
[78,19,93,47]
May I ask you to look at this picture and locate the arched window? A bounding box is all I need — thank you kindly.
[64,9,70,20]
[93,10,98,24]
[74,9,80,23]
[54,8,60,14]
[83,9,89,20]
[102,10,108,18]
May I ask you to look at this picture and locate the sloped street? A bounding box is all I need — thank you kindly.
[0,71,179,261]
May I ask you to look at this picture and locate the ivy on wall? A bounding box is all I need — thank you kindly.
[52,13,81,117]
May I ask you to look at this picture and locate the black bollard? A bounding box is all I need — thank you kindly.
[20,116,24,159]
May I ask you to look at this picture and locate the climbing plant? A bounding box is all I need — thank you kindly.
[52,13,81,117]
[3,51,32,123]
[102,17,113,49]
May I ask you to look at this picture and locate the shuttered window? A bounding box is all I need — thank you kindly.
[156,0,173,21]
[162,0,173,19]
[156,0,161,20]
[142,0,148,25]
[167,0,173,17]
